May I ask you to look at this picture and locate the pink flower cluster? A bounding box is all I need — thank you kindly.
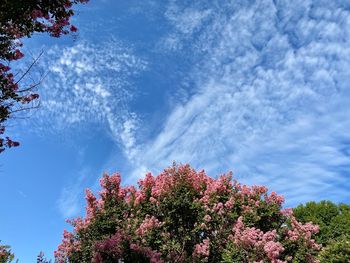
[1,1,89,61]
[230,217,285,263]
[92,230,165,263]
[136,215,163,236]
[93,231,127,263]
[99,172,122,199]
[85,189,98,221]
[55,164,321,263]
[193,238,210,258]
[265,191,285,205]
[55,230,81,262]
[0,244,14,262]
[287,217,321,252]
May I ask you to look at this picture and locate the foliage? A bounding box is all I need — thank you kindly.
[293,201,350,246]
[37,251,51,263]
[0,242,16,263]
[317,238,350,263]
[0,0,88,153]
[56,164,321,263]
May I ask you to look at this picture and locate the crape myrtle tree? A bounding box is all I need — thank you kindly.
[0,242,15,263]
[0,0,89,153]
[56,164,321,263]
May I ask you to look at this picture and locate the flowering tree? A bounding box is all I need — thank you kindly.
[0,0,89,153]
[56,164,321,263]
[0,242,15,263]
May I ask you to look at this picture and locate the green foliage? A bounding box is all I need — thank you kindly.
[70,199,127,262]
[221,242,246,263]
[37,252,51,263]
[293,201,350,246]
[318,239,350,263]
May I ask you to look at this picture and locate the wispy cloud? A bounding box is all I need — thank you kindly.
[161,2,211,50]
[29,39,147,217]
[33,1,350,212]
[58,187,81,218]
[17,189,27,198]
[30,38,146,148]
[57,167,91,218]
[124,0,350,206]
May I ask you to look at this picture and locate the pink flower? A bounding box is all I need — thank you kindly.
[204,214,211,222]
[85,189,97,219]
[136,215,162,236]
[193,238,210,258]
[55,164,321,263]
[266,192,285,205]
[12,49,24,60]
[70,25,78,32]
[264,241,284,260]
[31,9,44,19]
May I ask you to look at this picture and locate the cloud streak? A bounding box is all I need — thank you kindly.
[29,1,350,213]
[124,0,350,206]
[30,39,147,217]
[30,38,146,148]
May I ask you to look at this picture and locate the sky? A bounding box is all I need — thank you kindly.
[1,0,350,261]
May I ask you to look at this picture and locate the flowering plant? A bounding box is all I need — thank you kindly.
[56,164,320,263]
[0,242,15,263]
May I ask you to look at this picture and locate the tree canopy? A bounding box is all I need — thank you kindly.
[293,200,350,246]
[56,164,321,263]
[318,238,350,263]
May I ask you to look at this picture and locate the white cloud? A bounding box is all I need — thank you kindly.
[124,0,350,206]
[30,1,350,213]
[165,6,211,35]
[58,187,81,218]
[30,38,146,152]
[57,167,91,218]
[120,114,139,159]
[161,2,211,50]
[27,39,147,218]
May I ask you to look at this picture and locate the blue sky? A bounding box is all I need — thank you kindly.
[1,0,350,261]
